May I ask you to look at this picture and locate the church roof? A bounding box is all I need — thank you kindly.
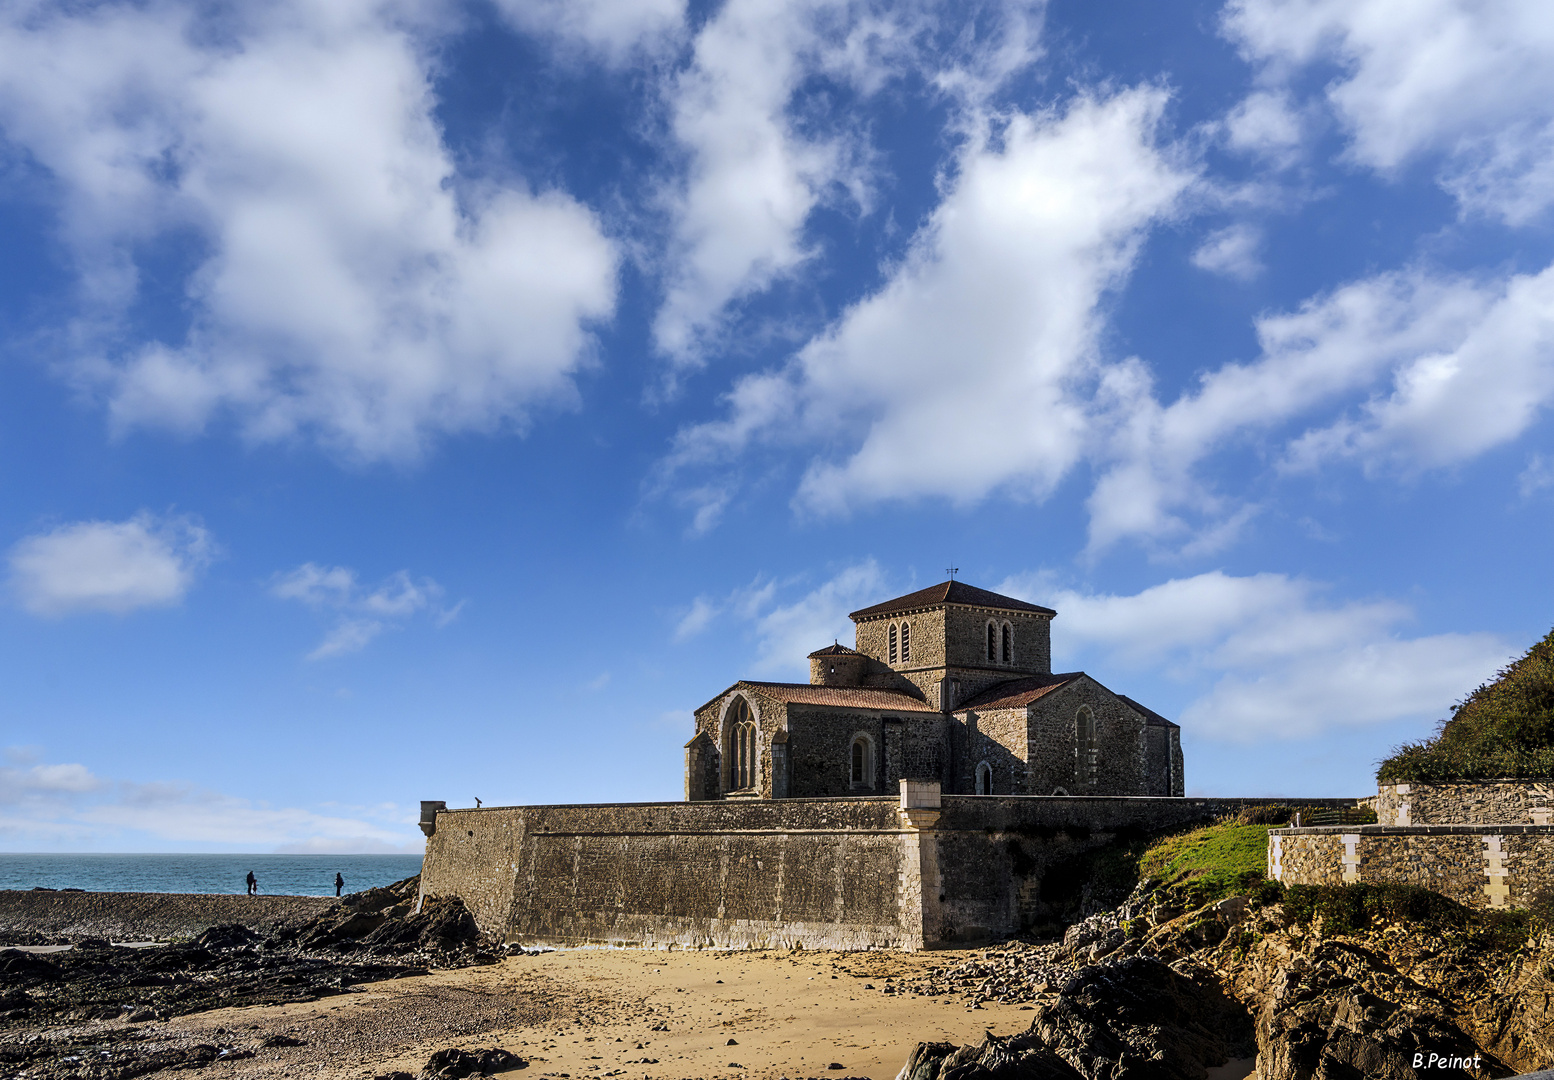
[957,673,1084,710]
[1119,695,1179,728]
[849,580,1056,620]
[739,681,941,712]
[806,643,860,657]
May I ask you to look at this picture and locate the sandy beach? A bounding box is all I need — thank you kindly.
[85,946,1029,1080]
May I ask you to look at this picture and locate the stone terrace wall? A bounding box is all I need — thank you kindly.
[424,793,1361,951]
[1376,780,1554,826]
[1269,825,1554,909]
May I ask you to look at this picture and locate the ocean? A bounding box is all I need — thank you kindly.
[0,853,424,897]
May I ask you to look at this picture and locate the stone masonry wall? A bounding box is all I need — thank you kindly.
[856,609,947,673]
[1000,680,1150,797]
[423,793,1363,951]
[1375,780,1554,826]
[781,706,946,798]
[963,708,1029,794]
[422,798,914,950]
[931,795,1356,943]
[1269,825,1554,910]
[855,606,1053,705]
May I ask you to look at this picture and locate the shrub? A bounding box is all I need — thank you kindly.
[1378,626,1554,782]
[1233,804,1293,826]
[1282,882,1532,950]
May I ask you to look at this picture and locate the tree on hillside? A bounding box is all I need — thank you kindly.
[1378,626,1554,783]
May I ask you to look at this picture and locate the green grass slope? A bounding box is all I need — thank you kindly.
[1137,820,1276,905]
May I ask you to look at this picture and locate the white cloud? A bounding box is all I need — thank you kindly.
[0,762,106,803]
[270,563,452,659]
[1519,453,1554,499]
[676,561,886,675]
[1224,0,1554,223]
[1286,264,1554,472]
[1085,264,1554,550]
[669,87,1195,515]
[674,595,719,641]
[9,512,213,617]
[744,560,886,675]
[0,755,417,851]
[0,0,618,460]
[1222,89,1307,167]
[998,569,1510,741]
[491,0,687,64]
[653,0,1045,368]
[1191,223,1263,280]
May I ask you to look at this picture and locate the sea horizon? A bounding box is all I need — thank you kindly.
[0,852,424,897]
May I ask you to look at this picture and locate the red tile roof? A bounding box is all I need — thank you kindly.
[740,681,940,712]
[849,580,1056,619]
[957,673,1083,710]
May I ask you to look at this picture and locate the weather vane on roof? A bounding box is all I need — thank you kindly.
[945,567,959,580]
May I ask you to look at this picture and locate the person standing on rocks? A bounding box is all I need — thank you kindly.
[334,872,344,897]
[246,870,257,895]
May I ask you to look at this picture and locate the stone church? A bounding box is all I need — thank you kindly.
[685,580,1183,801]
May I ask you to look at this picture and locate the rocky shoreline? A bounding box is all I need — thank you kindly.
[890,877,1554,1080]
[0,875,510,1079]
[8,872,1554,1079]
[0,890,339,946]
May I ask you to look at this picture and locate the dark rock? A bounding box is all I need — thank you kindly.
[1034,956,1253,1079]
[421,1047,527,1077]
[364,895,481,953]
[938,1031,1079,1080]
[260,1033,307,1047]
[727,1038,738,1045]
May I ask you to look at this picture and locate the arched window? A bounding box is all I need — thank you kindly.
[986,622,997,662]
[1001,622,1012,664]
[900,621,911,661]
[976,762,992,795]
[850,735,874,788]
[1077,706,1097,787]
[726,697,759,791]
[889,623,898,663]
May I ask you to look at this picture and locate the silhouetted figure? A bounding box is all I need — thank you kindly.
[245,870,257,896]
[475,797,482,807]
[334,872,344,897]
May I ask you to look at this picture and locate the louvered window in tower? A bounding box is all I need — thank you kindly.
[889,623,898,663]
[987,622,996,661]
[900,621,910,661]
[1002,623,1012,664]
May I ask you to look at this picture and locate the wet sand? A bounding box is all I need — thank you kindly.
[133,946,1029,1080]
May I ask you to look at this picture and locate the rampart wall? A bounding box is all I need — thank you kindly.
[421,791,1360,950]
[1269,825,1554,909]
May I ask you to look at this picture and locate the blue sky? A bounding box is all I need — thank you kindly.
[2,0,1552,852]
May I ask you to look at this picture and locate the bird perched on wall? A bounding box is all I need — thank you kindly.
[475,797,482,807]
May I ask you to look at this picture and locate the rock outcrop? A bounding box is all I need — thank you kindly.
[899,879,1552,1080]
